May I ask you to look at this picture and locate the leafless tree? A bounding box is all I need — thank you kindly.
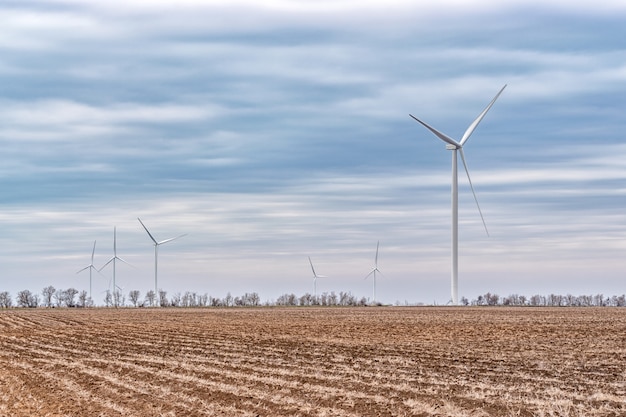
[0,291,13,308]
[129,290,141,307]
[144,290,156,307]
[41,286,56,308]
[54,289,64,307]
[17,290,38,308]
[64,288,79,307]
[170,292,181,307]
[276,293,297,306]
[77,290,90,308]
[299,293,313,306]
[113,289,125,307]
[612,295,626,307]
[181,291,196,307]
[159,289,168,307]
[103,290,112,307]
[224,292,233,307]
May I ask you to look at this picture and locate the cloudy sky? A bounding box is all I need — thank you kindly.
[1,0,625,305]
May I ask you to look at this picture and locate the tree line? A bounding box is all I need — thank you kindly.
[462,292,626,307]
[0,287,372,308]
[0,287,624,308]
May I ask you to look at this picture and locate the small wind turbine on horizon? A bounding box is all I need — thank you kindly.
[76,240,99,299]
[99,226,132,307]
[409,84,506,305]
[308,256,326,297]
[137,217,187,306]
[364,241,383,304]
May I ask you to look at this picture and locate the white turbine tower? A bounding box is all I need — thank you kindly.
[308,257,326,297]
[137,217,186,306]
[409,84,506,305]
[99,226,131,307]
[364,241,383,304]
[77,240,98,299]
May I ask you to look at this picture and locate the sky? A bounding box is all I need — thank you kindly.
[1,0,625,305]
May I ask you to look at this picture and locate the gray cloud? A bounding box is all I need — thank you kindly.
[1,1,625,303]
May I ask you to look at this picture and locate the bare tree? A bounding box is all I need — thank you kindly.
[104,290,112,307]
[276,293,298,306]
[210,296,222,307]
[113,289,125,307]
[54,289,64,307]
[41,286,56,308]
[17,290,29,307]
[17,290,38,308]
[129,290,141,307]
[181,291,195,307]
[64,288,79,307]
[170,292,181,307]
[159,289,168,307]
[0,291,13,308]
[224,292,233,307]
[145,290,156,307]
[299,293,313,306]
[77,290,90,308]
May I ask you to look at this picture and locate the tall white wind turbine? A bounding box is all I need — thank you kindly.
[308,257,326,297]
[99,226,131,307]
[137,217,186,306]
[409,84,506,305]
[77,240,98,299]
[364,241,383,304]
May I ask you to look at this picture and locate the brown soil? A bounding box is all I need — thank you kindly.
[1,307,624,416]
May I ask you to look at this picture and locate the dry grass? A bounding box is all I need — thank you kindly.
[1,307,624,416]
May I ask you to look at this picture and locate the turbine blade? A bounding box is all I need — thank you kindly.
[364,268,376,280]
[459,148,489,236]
[138,218,158,245]
[94,266,107,277]
[409,114,461,148]
[308,256,316,276]
[158,233,187,245]
[91,240,97,261]
[459,84,506,146]
[375,241,379,267]
[116,256,135,268]
[76,265,90,274]
[99,257,114,272]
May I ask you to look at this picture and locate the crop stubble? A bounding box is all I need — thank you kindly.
[0,307,624,416]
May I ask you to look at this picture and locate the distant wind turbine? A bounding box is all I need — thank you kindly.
[364,241,384,304]
[99,226,132,307]
[308,257,326,297]
[409,84,506,305]
[76,240,99,299]
[137,217,186,305]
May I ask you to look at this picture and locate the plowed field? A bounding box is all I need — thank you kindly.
[1,307,624,416]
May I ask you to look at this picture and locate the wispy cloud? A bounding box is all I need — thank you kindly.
[1,1,625,303]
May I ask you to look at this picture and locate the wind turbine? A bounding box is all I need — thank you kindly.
[137,217,186,306]
[76,240,98,299]
[409,84,506,305]
[99,226,132,307]
[308,257,326,297]
[364,241,383,304]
